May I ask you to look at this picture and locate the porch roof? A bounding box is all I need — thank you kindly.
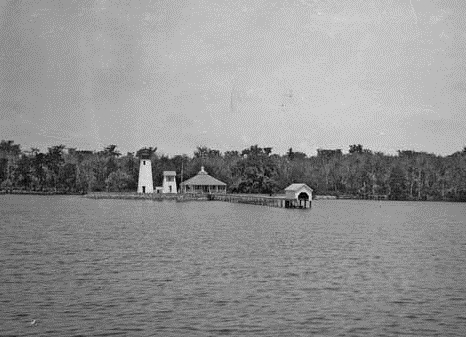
[180,166,226,186]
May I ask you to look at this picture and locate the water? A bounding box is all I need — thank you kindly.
[1,195,466,336]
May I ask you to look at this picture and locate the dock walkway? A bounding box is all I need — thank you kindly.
[83,192,311,209]
[208,194,311,209]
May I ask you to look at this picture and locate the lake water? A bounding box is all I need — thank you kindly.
[1,195,466,336]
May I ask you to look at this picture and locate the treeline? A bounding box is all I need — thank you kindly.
[1,140,466,201]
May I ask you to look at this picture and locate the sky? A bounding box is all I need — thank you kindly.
[1,0,465,157]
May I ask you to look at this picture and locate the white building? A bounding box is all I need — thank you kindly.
[162,171,177,194]
[283,183,313,208]
[180,166,226,194]
[284,183,313,201]
[137,150,154,194]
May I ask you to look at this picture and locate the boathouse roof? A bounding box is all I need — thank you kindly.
[163,171,176,175]
[180,166,226,186]
[285,183,313,192]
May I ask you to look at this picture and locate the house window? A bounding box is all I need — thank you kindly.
[143,161,146,165]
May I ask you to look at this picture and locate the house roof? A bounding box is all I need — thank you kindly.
[285,183,313,192]
[163,171,176,175]
[180,166,226,186]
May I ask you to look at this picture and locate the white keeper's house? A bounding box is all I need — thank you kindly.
[180,166,227,194]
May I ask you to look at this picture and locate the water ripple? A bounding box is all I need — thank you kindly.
[1,196,466,336]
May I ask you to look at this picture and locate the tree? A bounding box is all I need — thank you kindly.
[0,140,21,157]
[287,147,306,161]
[103,144,121,157]
[105,169,131,192]
[77,159,97,193]
[14,155,32,189]
[136,147,157,159]
[0,158,8,183]
[317,148,342,159]
[349,144,363,154]
[0,178,13,191]
[1,138,466,201]
[194,146,221,158]
[231,145,279,193]
[0,140,21,184]
[32,152,46,190]
[59,163,77,191]
[121,154,139,190]
[287,147,294,160]
[45,145,65,190]
[388,164,407,200]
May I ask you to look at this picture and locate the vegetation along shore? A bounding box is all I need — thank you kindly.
[1,140,465,202]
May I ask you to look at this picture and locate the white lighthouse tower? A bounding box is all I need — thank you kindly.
[137,148,154,194]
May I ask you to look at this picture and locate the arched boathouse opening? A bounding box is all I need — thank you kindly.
[298,192,309,201]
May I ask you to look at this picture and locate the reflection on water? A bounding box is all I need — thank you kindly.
[1,195,466,336]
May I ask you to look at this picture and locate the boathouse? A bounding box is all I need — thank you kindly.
[284,183,313,208]
[180,166,227,194]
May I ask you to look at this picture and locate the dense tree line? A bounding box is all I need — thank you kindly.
[1,140,466,201]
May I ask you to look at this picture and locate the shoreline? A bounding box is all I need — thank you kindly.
[81,192,459,203]
[1,190,462,202]
[0,190,85,196]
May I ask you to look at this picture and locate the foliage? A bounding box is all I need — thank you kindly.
[136,147,157,159]
[105,169,131,192]
[1,139,466,201]
[0,178,13,191]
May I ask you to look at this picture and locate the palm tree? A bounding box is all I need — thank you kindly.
[136,147,157,159]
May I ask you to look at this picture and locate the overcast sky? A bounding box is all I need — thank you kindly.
[1,0,465,156]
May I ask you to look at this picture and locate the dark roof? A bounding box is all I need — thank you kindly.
[180,167,226,186]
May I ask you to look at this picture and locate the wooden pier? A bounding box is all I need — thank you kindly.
[176,183,313,209]
[208,194,311,209]
[82,192,311,209]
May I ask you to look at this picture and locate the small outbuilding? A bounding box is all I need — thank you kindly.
[180,166,227,194]
[162,171,177,193]
[284,183,313,208]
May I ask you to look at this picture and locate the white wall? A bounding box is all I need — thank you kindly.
[137,159,154,193]
[285,190,296,199]
[162,174,177,193]
[286,186,313,200]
